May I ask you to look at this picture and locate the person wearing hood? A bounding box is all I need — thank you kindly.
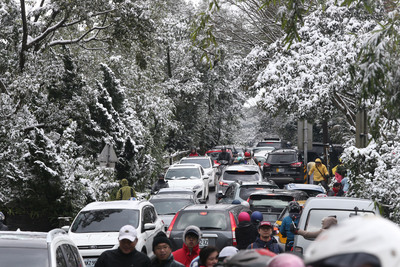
[291,216,337,239]
[247,221,283,254]
[152,231,184,267]
[235,212,257,250]
[172,225,202,267]
[151,173,169,194]
[116,179,137,200]
[0,212,9,231]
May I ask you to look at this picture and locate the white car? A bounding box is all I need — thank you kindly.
[165,163,209,203]
[179,156,217,189]
[64,200,164,266]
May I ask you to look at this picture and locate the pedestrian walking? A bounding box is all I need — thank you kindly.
[116,179,137,200]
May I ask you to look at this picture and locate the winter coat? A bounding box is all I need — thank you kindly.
[235,221,258,249]
[309,164,329,182]
[151,179,169,194]
[279,215,300,242]
[151,254,184,267]
[297,216,337,239]
[95,248,150,267]
[116,179,137,200]
[172,243,200,267]
[247,237,283,254]
[217,152,231,162]
[189,153,199,157]
[0,222,9,231]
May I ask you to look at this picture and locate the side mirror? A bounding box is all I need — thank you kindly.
[61,225,70,232]
[144,223,156,231]
[203,176,209,180]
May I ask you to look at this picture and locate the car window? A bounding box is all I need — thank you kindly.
[249,195,294,211]
[223,171,260,181]
[180,159,211,168]
[225,186,235,199]
[71,209,139,233]
[267,153,296,164]
[238,185,279,200]
[143,207,153,224]
[253,147,275,154]
[304,209,376,233]
[56,246,67,267]
[257,142,282,149]
[150,199,194,215]
[59,244,82,267]
[165,168,201,179]
[0,247,49,266]
[174,211,228,231]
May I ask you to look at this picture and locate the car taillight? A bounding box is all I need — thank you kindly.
[219,181,229,186]
[263,162,270,167]
[229,212,237,246]
[290,162,302,167]
[166,211,179,238]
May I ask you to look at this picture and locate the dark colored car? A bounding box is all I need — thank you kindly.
[166,204,250,251]
[263,149,307,186]
[247,189,309,224]
[149,192,197,231]
[216,180,279,204]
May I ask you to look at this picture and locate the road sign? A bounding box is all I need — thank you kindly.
[98,143,118,168]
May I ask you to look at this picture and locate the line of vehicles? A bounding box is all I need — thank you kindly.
[0,139,374,267]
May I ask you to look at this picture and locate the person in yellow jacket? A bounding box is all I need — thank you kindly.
[308,158,329,191]
[116,179,137,200]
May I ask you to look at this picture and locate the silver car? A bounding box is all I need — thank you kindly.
[216,164,263,194]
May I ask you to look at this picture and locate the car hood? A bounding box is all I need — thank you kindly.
[167,179,203,189]
[68,232,119,246]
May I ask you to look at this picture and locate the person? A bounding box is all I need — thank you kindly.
[291,216,337,239]
[217,246,238,264]
[223,249,275,267]
[151,173,169,194]
[95,225,150,267]
[152,231,184,267]
[247,221,283,254]
[172,225,202,267]
[304,216,400,267]
[235,211,258,250]
[0,212,9,230]
[217,146,231,164]
[307,161,315,184]
[116,179,137,200]
[279,201,301,252]
[251,211,263,230]
[308,158,329,191]
[267,253,305,267]
[197,246,219,267]
[327,182,344,196]
[189,147,199,157]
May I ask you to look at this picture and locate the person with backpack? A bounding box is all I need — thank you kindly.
[116,179,137,200]
[308,158,330,191]
[279,201,301,251]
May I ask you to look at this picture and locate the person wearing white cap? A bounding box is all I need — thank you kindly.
[95,225,151,267]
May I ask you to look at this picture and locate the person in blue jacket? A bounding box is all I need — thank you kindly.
[247,221,283,254]
[279,201,301,251]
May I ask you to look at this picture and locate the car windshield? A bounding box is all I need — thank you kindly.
[239,185,278,200]
[150,199,195,215]
[206,152,221,161]
[174,211,228,231]
[223,170,260,181]
[257,142,282,149]
[0,247,48,266]
[71,209,139,233]
[253,147,275,154]
[180,159,211,168]
[249,195,294,212]
[165,168,201,179]
[267,153,296,164]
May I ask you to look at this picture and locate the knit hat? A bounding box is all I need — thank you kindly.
[152,231,172,251]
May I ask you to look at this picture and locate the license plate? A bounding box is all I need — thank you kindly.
[276,168,284,172]
[84,258,98,267]
[199,238,209,247]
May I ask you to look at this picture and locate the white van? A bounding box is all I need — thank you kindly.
[293,197,380,255]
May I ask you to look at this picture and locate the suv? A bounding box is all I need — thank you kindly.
[256,137,291,149]
[65,200,164,266]
[263,149,307,186]
[165,163,209,203]
[293,197,381,255]
[283,183,326,197]
[216,180,279,204]
[216,165,263,194]
[0,229,84,266]
[180,156,217,190]
[166,204,251,251]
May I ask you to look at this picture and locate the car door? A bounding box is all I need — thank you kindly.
[142,205,162,257]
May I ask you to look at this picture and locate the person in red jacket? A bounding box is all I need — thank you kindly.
[189,147,199,157]
[172,225,202,267]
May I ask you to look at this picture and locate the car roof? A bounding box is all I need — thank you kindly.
[149,193,194,200]
[168,163,202,169]
[284,183,325,191]
[80,200,151,211]
[303,196,378,210]
[180,156,211,161]
[248,188,308,197]
[269,149,298,154]
[224,165,260,171]
[180,204,243,211]
[0,229,70,248]
[232,181,277,187]
[157,188,195,194]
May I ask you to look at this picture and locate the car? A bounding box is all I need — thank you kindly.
[252,146,275,157]
[166,204,251,251]
[179,156,218,190]
[216,180,279,204]
[149,192,197,231]
[216,164,263,194]
[247,189,309,224]
[253,154,268,172]
[256,137,291,149]
[65,200,164,266]
[293,197,381,255]
[0,228,84,266]
[263,149,307,186]
[156,188,195,196]
[283,183,326,197]
[165,163,209,203]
